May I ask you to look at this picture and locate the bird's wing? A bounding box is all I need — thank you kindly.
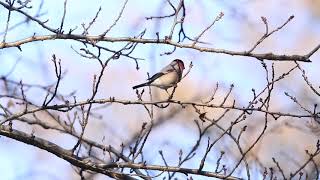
[147,72,165,82]
[147,61,179,82]
[160,63,177,73]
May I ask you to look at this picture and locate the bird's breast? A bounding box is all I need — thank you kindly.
[151,72,179,89]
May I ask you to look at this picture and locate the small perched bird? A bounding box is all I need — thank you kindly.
[132,59,185,92]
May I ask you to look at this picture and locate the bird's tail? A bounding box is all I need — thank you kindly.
[132,82,149,89]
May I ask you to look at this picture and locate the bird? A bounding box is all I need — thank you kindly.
[132,59,185,93]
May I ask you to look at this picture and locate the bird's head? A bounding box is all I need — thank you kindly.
[173,59,185,71]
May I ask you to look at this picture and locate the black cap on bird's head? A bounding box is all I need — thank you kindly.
[173,59,185,71]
